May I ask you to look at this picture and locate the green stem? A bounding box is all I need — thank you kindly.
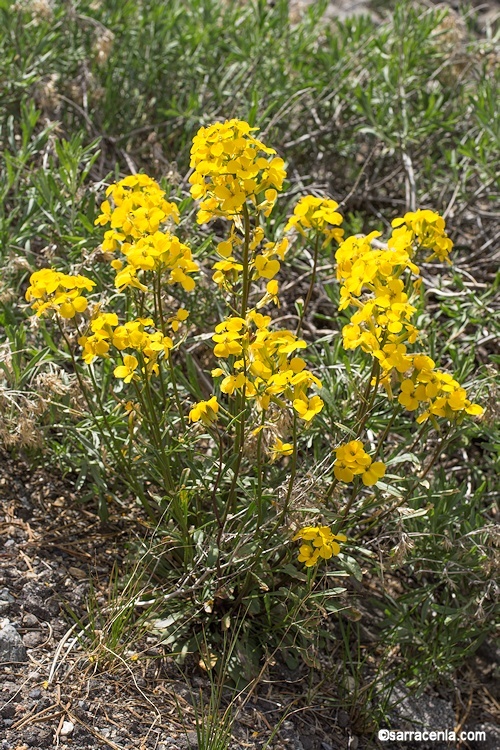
[264,414,298,540]
[168,354,187,432]
[134,363,174,493]
[296,233,320,335]
[240,203,251,318]
[283,413,298,516]
[373,405,401,459]
[226,205,252,513]
[335,477,361,533]
[356,359,380,438]
[256,409,266,526]
[57,320,157,521]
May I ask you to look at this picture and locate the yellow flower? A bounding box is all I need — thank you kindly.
[54,290,89,319]
[334,440,386,486]
[114,355,138,383]
[270,439,294,461]
[293,526,347,567]
[292,394,324,421]
[220,372,246,395]
[189,396,220,426]
[254,254,280,280]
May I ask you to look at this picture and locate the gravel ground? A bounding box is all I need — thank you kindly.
[0,455,354,750]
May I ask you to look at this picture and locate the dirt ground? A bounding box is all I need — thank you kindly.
[1,454,360,750]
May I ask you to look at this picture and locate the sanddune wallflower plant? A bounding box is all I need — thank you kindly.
[23,119,485,667]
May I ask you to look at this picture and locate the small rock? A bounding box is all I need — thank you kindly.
[60,720,74,736]
[337,710,350,728]
[23,613,39,628]
[300,735,316,750]
[73,726,93,741]
[0,704,15,719]
[1,681,21,700]
[0,589,13,603]
[22,594,50,621]
[390,682,455,727]
[35,697,52,713]
[25,727,52,747]
[29,688,41,700]
[23,630,44,649]
[0,623,28,663]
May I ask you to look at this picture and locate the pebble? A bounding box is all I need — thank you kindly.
[0,622,27,663]
[23,631,44,649]
[29,688,41,699]
[22,613,39,627]
[60,720,74,736]
[337,709,349,728]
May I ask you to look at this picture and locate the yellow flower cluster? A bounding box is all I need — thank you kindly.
[398,355,483,423]
[337,231,419,353]
[284,195,344,246]
[390,209,453,263]
[209,312,323,420]
[189,119,286,223]
[293,526,347,567]
[95,174,180,238]
[78,312,186,378]
[95,174,198,293]
[334,440,386,486]
[25,268,95,318]
[336,212,483,423]
[215,229,288,287]
[112,232,198,293]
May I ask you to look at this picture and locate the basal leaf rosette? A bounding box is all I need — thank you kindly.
[189,119,286,223]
